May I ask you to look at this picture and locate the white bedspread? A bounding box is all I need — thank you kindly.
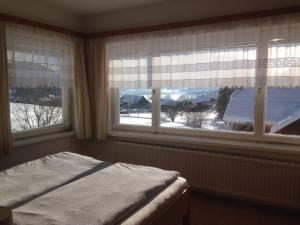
[0,152,179,225]
[0,152,110,208]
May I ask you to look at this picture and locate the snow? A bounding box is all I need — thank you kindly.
[120,113,152,126]
[224,87,300,124]
[120,110,230,130]
[10,103,63,132]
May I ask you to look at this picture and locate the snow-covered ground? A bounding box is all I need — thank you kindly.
[120,111,230,130]
[10,103,63,132]
[9,102,229,132]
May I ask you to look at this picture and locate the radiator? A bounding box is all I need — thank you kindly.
[109,140,300,209]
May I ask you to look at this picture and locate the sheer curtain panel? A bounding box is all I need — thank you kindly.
[106,14,300,89]
[6,23,74,88]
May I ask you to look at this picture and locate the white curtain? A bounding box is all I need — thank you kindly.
[267,41,300,87]
[6,22,74,88]
[106,13,300,89]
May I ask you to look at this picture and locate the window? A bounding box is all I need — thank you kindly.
[157,46,256,132]
[160,87,254,132]
[119,88,152,126]
[6,23,74,135]
[264,41,300,137]
[106,14,300,145]
[9,87,66,132]
[265,87,300,136]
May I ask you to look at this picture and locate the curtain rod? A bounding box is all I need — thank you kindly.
[0,13,85,37]
[87,6,300,38]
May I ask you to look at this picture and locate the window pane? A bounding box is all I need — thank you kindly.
[160,87,254,132]
[119,89,152,126]
[265,41,300,136]
[265,87,300,135]
[9,86,63,132]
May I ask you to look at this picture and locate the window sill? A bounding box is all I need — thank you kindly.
[13,130,76,148]
[109,130,300,162]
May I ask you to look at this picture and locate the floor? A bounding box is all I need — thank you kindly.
[191,193,300,225]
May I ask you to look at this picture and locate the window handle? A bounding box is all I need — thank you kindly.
[257,88,262,95]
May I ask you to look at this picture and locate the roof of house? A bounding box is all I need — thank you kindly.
[270,110,300,133]
[223,87,300,125]
[120,95,148,106]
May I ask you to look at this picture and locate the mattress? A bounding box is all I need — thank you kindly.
[0,152,187,225]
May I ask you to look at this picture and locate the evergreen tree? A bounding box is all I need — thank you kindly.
[216,87,237,119]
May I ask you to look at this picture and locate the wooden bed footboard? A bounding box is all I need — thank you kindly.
[148,186,191,225]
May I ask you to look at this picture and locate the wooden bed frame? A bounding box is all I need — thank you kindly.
[147,186,191,225]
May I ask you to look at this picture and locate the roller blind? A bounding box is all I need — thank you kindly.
[106,13,300,89]
[6,22,74,88]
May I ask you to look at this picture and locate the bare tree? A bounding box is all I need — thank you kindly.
[184,111,209,128]
[164,106,180,122]
[10,97,62,132]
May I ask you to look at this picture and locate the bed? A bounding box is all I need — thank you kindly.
[0,152,190,225]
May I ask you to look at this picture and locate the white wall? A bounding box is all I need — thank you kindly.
[82,0,300,33]
[0,137,90,170]
[0,0,82,31]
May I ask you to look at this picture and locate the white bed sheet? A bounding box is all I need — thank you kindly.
[0,152,187,225]
[12,162,179,225]
[0,152,109,208]
[121,177,187,225]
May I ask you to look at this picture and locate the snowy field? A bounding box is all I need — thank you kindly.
[9,103,229,132]
[120,111,230,130]
[10,103,63,132]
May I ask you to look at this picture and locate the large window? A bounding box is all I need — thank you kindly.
[6,23,74,135]
[107,14,300,145]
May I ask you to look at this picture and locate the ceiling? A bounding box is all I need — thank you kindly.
[35,0,170,15]
[1,0,299,32]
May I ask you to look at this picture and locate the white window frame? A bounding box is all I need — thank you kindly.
[111,88,156,133]
[109,86,256,141]
[108,42,300,147]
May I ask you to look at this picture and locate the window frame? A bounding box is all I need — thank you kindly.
[109,86,257,141]
[108,41,300,147]
[111,88,156,133]
[6,23,75,140]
